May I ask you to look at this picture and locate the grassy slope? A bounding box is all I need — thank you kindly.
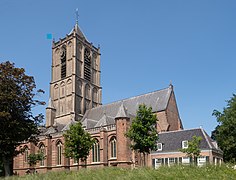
[2,165,236,180]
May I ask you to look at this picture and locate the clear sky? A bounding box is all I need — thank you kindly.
[0,0,235,135]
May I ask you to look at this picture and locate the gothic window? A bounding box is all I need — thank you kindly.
[84,48,91,81]
[73,158,78,164]
[92,88,98,102]
[85,84,90,99]
[77,79,82,95]
[92,139,100,162]
[57,141,63,165]
[84,100,90,113]
[110,137,116,158]
[54,84,59,100]
[77,97,81,114]
[60,46,66,79]
[24,146,29,162]
[92,70,96,84]
[39,144,45,166]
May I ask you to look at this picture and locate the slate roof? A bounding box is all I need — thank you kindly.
[115,102,128,118]
[39,122,66,135]
[82,86,172,129]
[69,22,87,40]
[153,128,221,153]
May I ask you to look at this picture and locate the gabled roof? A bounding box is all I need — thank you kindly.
[69,22,87,40]
[153,128,222,153]
[61,120,76,131]
[94,113,114,128]
[81,86,173,129]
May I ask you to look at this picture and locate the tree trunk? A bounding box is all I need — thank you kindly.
[143,153,146,167]
[77,158,79,170]
[2,156,12,176]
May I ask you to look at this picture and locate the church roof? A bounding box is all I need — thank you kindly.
[69,22,87,40]
[82,85,173,129]
[61,120,76,131]
[94,113,114,128]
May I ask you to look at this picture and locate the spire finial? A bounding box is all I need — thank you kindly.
[75,8,79,25]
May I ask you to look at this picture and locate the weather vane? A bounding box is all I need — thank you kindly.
[75,8,79,24]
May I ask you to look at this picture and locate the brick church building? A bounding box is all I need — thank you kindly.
[13,21,222,175]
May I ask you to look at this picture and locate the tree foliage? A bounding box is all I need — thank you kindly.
[126,104,158,165]
[27,153,44,167]
[212,94,236,163]
[0,61,45,176]
[63,122,94,166]
[179,135,202,164]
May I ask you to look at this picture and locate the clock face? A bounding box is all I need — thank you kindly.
[60,48,66,58]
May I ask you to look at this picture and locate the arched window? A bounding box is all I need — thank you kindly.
[39,144,45,166]
[92,139,100,162]
[24,146,29,162]
[84,48,91,81]
[60,46,66,79]
[110,137,116,158]
[85,84,90,99]
[92,88,98,102]
[56,141,62,165]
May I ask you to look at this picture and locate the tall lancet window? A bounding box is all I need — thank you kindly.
[84,48,91,82]
[60,46,66,79]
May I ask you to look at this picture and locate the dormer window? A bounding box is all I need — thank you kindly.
[182,140,188,149]
[157,143,162,151]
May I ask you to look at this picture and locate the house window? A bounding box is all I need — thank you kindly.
[110,137,116,158]
[182,157,190,164]
[57,141,62,165]
[24,147,29,162]
[182,140,188,149]
[157,143,162,151]
[154,158,162,169]
[39,144,45,166]
[197,156,206,167]
[169,158,175,165]
[92,139,100,162]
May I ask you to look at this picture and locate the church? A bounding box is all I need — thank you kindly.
[13,21,222,175]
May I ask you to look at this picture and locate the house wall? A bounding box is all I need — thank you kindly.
[150,150,223,167]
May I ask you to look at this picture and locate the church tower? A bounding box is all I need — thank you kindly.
[46,22,102,127]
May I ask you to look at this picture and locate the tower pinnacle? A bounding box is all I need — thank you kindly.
[75,8,79,25]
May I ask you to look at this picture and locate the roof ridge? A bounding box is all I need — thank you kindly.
[200,128,213,149]
[159,127,202,134]
[90,86,172,111]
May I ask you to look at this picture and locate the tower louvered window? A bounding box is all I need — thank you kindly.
[60,47,66,79]
[84,48,91,81]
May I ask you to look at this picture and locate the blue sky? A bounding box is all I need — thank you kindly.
[0,0,235,135]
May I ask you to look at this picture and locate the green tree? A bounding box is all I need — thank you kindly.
[179,135,202,165]
[126,104,158,166]
[0,61,45,176]
[63,122,94,169]
[27,153,44,173]
[212,94,236,163]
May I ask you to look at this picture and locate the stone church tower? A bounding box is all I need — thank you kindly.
[46,22,102,127]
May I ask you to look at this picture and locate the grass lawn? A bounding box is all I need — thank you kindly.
[2,165,236,180]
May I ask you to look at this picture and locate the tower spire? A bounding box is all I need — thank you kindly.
[75,8,79,25]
